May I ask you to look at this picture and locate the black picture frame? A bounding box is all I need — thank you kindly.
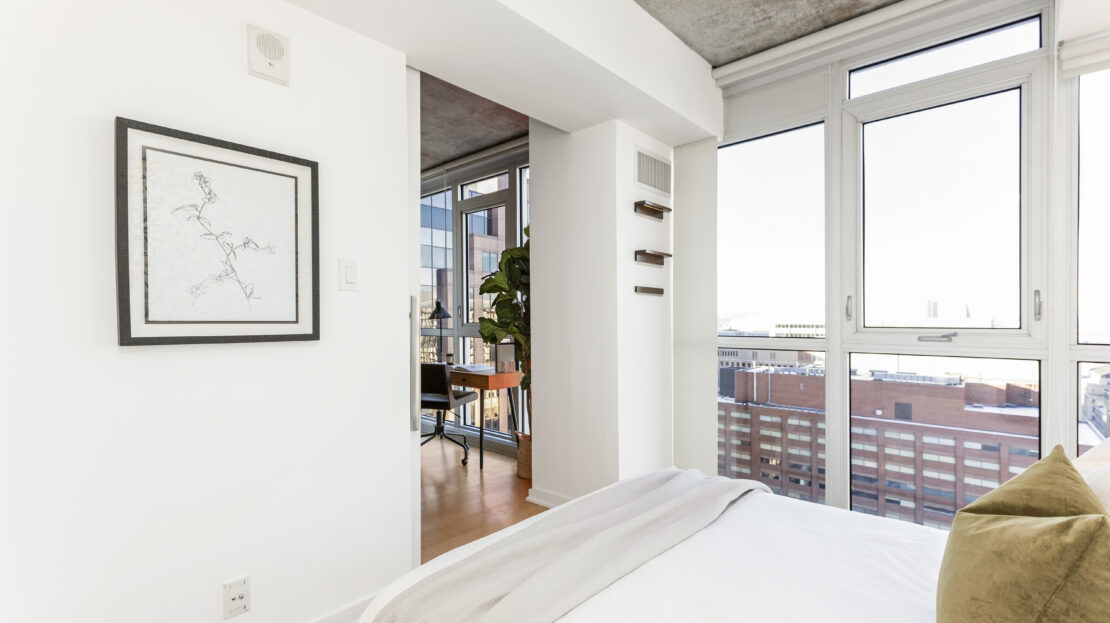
[115,117,319,345]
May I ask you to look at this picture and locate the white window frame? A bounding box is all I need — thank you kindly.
[1063,70,1110,456]
[716,0,1059,511]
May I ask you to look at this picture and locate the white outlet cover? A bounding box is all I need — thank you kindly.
[223,577,250,619]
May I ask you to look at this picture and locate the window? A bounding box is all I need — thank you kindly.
[419,190,456,364]
[1079,362,1110,454]
[718,124,824,338]
[464,206,507,323]
[482,251,499,274]
[718,350,826,503]
[862,90,1021,328]
[1079,70,1110,344]
[850,354,1039,527]
[894,402,912,421]
[461,172,509,199]
[849,17,1040,98]
[457,337,518,435]
[712,5,1057,530]
[420,149,527,437]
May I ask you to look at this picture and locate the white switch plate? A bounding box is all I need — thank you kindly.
[223,576,250,619]
[338,259,359,291]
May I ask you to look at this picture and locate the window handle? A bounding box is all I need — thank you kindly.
[1033,289,1042,321]
[917,331,957,342]
[845,295,853,321]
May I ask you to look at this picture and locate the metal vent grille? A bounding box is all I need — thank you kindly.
[636,150,671,194]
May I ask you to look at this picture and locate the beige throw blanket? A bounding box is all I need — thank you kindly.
[368,468,770,623]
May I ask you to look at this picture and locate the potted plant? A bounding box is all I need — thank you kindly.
[478,227,532,478]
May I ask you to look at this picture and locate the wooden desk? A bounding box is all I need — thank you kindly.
[450,370,523,469]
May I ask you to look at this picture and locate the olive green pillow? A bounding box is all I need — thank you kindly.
[937,445,1110,622]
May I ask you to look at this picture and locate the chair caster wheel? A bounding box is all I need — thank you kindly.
[462,458,468,466]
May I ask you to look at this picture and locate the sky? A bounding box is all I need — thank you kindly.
[1078,70,1110,344]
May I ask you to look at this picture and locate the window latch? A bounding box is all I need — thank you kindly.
[845,295,853,321]
[1033,289,1042,321]
[917,331,957,342]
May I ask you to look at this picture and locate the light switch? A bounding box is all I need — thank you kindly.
[338,259,359,291]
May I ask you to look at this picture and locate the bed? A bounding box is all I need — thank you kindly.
[361,469,949,623]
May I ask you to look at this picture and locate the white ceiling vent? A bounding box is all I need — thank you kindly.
[247,24,290,86]
[636,149,671,195]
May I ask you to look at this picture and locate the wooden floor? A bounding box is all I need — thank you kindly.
[421,437,546,563]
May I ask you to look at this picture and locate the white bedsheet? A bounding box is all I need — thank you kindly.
[363,487,949,622]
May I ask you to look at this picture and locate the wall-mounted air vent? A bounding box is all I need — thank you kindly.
[247,24,290,86]
[636,149,671,194]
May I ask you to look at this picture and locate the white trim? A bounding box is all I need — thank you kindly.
[714,0,948,88]
[1060,30,1110,78]
[421,136,528,180]
[525,486,571,508]
[714,0,1046,91]
[308,594,375,623]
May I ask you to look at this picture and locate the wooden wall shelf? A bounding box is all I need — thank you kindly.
[634,200,672,220]
[634,286,664,296]
[634,249,672,265]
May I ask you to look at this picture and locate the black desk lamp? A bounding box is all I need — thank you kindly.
[429,300,451,362]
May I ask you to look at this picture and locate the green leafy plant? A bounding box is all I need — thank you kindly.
[478,227,531,432]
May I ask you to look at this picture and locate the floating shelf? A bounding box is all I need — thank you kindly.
[634,249,672,266]
[633,200,672,220]
[634,286,664,296]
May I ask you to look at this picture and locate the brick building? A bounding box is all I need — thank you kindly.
[718,363,1039,529]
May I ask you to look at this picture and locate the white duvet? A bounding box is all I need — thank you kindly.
[363,481,949,622]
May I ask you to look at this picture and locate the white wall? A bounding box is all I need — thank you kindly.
[287,0,722,146]
[529,120,621,503]
[1,2,414,621]
[614,124,674,479]
[672,138,720,474]
[529,119,674,503]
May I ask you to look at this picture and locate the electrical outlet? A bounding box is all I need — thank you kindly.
[222,577,250,619]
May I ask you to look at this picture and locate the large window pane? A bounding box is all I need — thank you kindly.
[863,90,1021,328]
[1078,70,1110,344]
[718,349,826,503]
[465,205,507,323]
[849,354,1039,528]
[455,337,517,437]
[461,172,509,200]
[519,166,530,240]
[420,190,454,331]
[849,17,1040,98]
[718,124,825,338]
[1079,362,1110,455]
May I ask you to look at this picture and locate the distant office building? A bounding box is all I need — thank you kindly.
[1081,364,1110,442]
[718,364,1039,529]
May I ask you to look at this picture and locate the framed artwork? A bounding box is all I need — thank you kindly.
[115,117,319,345]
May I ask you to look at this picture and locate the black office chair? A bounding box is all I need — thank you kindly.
[420,363,479,465]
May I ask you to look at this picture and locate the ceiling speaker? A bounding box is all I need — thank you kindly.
[247,24,290,86]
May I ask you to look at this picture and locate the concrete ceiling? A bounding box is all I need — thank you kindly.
[421,72,529,171]
[632,0,904,68]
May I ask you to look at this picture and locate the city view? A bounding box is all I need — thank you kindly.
[717,349,1044,529]
[419,172,524,437]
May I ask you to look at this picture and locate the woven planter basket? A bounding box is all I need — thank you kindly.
[516,432,532,479]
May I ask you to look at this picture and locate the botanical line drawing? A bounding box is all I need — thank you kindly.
[172,171,276,305]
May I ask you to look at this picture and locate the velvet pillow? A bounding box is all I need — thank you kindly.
[936,445,1110,622]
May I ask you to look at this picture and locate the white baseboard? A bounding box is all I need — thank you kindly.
[526,486,571,508]
[308,594,375,623]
